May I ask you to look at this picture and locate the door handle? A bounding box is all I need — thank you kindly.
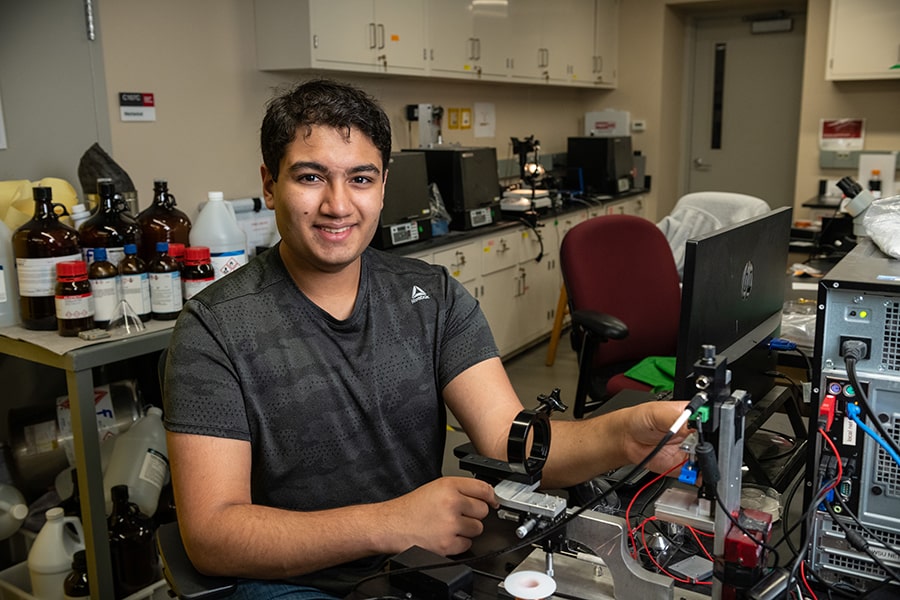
[693,157,712,169]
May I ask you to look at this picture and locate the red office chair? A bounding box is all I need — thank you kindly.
[560,214,682,418]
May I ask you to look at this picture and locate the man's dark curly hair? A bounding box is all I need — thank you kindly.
[260,79,392,182]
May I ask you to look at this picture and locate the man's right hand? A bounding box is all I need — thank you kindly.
[379,477,499,557]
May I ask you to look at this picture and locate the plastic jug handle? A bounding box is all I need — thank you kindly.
[63,516,86,550]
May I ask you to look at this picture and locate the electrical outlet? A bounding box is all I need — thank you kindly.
[631,120,646,133]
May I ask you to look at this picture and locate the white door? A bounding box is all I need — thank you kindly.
[685,15,805,208]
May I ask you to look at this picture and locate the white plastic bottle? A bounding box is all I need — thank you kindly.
[0,483,28,540]
[27,507,85,600]
[102,406,169,518]
[189,191,248,280]
[0,218,21,327]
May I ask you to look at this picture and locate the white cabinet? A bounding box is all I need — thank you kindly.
[433,240,482,299]
[826,0,900,80]
[508,0,597,85]
[592,0,619,86]
[255,0,617,88]
[254,0,426,75]
[424,0,512,80]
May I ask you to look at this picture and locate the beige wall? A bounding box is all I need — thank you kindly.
[97,0,899,225]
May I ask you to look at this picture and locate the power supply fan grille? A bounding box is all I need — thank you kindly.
[885,301,900,371]
[874,413,900,498]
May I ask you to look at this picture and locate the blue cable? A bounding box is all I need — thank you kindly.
[847,403,900,467]
[768,337,797,351]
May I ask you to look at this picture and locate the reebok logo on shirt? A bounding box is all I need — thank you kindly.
[411,286,430,304]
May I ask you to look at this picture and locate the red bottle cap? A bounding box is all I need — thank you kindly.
[184,246,211,265]
[57,260,88,278]
[168,243,186,260]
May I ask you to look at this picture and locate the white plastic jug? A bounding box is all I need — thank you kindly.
[190,191,248,280]
[103,406,169,517]
[0,483,28,540]
[27,507,85,600]
[0,218,21,327]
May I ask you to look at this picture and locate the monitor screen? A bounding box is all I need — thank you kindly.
[382,152,431,225]
[673,206,793,401]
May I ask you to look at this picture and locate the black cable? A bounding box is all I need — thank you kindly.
[833,492,900,555]
[713,492,781,568]
[352,414,689,594]
[516,218,544,263]
[773,469,806,558]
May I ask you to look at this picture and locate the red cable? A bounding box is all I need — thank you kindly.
[800,561,820,600]
[626,459,686,558]
[639,515,712,585]
[688,525,714,561]
[818,428,843,495]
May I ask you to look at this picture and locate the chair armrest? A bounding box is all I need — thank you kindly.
[571,310,629,341]
[156,521,238,599]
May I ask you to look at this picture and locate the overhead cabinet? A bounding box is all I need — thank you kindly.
[826,0,900,80]
[254,0,618,88]
[254,0,427,75]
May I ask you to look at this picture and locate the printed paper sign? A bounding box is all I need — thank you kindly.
[819,118,864,151]
[119,92,156,122]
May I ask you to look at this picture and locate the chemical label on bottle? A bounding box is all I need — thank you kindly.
[15,254,82,296]
[82,247,126,267]
[57,383,120,466]
[210,250,248,280]
[54,293,95,320]
[90,277,119,322]
[120,273,151,314]
[149,271,183,312]
[24,420,58,454]
[183,276,215,299]
[139,448,169,489]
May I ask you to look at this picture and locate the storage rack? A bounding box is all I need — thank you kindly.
[0,323,174,599]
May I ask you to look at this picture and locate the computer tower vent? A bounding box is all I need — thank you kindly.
[815,518,900,590]
[884,300,900,371]
[874,413,900,497]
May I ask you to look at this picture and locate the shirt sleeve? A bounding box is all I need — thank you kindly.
[436,275,499,390]
[162,298,252,441]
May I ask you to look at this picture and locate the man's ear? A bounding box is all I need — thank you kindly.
[261,164,276,210]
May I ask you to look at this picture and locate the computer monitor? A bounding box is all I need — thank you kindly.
[673,206,793,402]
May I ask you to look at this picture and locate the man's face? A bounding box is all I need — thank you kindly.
[263,125,386,275]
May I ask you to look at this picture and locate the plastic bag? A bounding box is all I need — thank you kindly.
[862,195,900,258]
[429,182,451,237]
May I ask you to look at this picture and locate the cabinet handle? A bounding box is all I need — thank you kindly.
[475,38,481,61]
[468,38,476,60]
[368,23,377,49]
[377,23,385,49]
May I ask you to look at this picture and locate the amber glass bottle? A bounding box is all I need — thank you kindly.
[79,179,140,266]
[12,186,82,330]
[137,179,191,261]
[182,246,215,300]
[108,485,158,598]
[88,247,119,329]
[118,244,151,322]
[148,242,182,320]
[54,260,94,337]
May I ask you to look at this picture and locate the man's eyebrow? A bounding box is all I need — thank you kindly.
[286,162,381,177]
[347,163,382,177]
[287,161,328,174]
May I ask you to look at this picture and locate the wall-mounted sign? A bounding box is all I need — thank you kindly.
[119,92,156,122]
[819,118,864,151]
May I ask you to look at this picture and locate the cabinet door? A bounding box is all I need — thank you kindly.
[374,0,427,73]
[593,0,619,86]
[481,231,522,275]
[310,0,379,70]
[827,0,900,80]
[433,241,481,298]
[426,0,510,80]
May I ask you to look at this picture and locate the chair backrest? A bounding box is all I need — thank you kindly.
[560,214,682,367]
[657,191,771,278]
